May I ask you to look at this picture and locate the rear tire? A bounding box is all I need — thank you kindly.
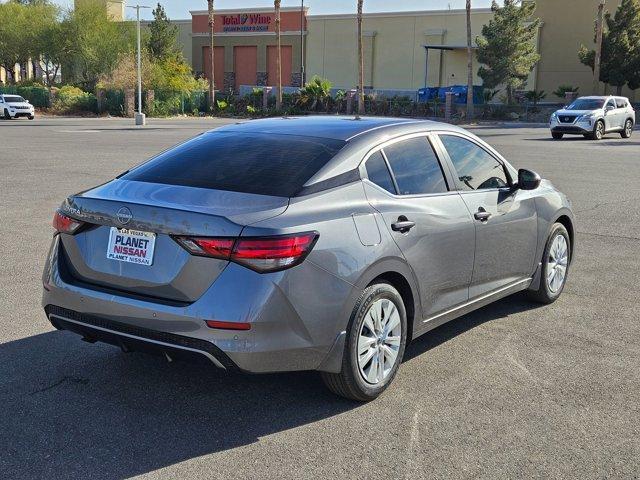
[621,119,633,138]
[528,223,571,304]
[321,282,407,402]
[551,132,563,140]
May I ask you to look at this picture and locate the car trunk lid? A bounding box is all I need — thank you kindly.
[58,179,289,303]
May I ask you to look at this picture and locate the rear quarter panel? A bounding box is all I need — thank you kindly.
[243,181,422,354]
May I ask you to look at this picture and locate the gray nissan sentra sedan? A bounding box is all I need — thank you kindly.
[43,116,574,401]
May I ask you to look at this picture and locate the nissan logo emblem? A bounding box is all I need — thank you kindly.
[116,207,133,225]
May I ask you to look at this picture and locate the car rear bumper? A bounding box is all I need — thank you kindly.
[42,235,356,374]
[46,305,237,369]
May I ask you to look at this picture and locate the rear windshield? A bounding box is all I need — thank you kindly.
[122,132,346,197]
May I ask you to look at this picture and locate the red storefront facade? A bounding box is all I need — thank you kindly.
[190,7,307,92]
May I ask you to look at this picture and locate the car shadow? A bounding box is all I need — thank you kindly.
[404,292,542,362]
[2,292,541,479]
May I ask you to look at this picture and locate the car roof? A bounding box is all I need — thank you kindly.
[578,95,628,100]
[213,115,460,141]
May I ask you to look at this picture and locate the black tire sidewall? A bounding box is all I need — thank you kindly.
[540,224,571,301]
[622,120,633,138]
[345,283,407,399]
[595,120,604,140]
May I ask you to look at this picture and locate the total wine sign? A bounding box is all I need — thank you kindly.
[222,13,272,32]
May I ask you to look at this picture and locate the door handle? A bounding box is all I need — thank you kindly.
[391,218,416,233]
[474,208,492,222]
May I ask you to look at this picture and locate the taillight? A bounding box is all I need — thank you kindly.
[53,211,84,235]
[174,232,319,273]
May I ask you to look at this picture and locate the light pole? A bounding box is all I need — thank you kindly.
[128,4,151,126]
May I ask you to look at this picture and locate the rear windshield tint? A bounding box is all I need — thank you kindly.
[122,132,346,197]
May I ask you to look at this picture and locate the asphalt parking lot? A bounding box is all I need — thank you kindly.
[1,116,639,479]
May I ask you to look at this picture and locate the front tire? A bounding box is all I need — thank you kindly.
[321,282,407,402]
[621,119,633,138]
[28,115,34,120]
[591,120,605,140]
[3,109,11,120]
[528,223,571,304]
[551,132,563,140]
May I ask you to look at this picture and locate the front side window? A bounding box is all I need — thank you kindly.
[381,137,448,195]
[606,99,616,110]
[439,135,508,191]
[365,151,396,194]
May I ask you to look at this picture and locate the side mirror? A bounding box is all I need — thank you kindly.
[606,105,615,112]
[517,169,541,191]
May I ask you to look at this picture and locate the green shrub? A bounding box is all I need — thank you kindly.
[52,85,97,113]
[0,85,50,107]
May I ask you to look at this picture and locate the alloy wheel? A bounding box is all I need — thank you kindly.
[547,234,569,293]
[595,122,604,140]
[625,120,633,137]
[357,298,402,384]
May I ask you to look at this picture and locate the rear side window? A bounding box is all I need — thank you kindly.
[616,98,628,108]
[122,132,346,197]
[382,137,448,195]
[365,151,396,194]
[439,135,508,191]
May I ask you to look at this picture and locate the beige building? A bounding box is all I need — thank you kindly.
[306,0,635,100]
[74,0,125,21]
[307,8,494,92]
[534,0,633,99]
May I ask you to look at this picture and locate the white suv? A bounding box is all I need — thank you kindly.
[550,96,635,140]
[0,94,35,120]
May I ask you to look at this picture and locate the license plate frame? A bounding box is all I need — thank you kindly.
[106,227,156,266]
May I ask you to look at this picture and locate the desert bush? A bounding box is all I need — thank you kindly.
[51,85,97,113]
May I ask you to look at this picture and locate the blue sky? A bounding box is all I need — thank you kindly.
[49,0,494,20]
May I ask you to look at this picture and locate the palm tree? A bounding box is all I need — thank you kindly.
[207,0,215,111]
[274,0,282,110]
[466,0,474,120]
[357,0,364,116]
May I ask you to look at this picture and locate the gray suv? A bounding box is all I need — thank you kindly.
[43,117,575,401]
[550,96,635,140]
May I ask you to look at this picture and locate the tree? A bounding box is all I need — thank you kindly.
[552,84,579,99]
[357,0,364,116]
[274,0,282,110]
[579,0,640,94]
[207,0,215,110]
[61,1,136,90]
[466,0,474,119]
[148,3,180,61]
[298,76,332,111]
[0,2,30,84]
[476,0,541,104]
[524,89,546,106]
